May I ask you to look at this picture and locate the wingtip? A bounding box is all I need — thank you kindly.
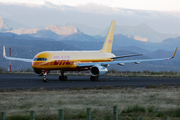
[3,46,6,58]
[171,47,178,59]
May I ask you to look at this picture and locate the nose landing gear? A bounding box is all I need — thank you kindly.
[43,70,48,82]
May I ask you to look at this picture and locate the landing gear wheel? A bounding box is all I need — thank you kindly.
[90,76,99,81]
[59,76,63,81]
[64,76,67,80]
[59,76,68,81]
[90,76,95,81]
[95,77,99,81]
[43,77,48,82]
[59,70,68,81]
[42,70,48,82]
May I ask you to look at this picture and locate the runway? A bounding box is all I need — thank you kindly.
[0,73,180,89]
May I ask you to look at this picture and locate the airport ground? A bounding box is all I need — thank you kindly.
[1,85,180,120]
[0,73,180,119]
[0,72,180,89]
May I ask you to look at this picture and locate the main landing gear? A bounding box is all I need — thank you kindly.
[43,70,48,82]
[59,70,68,81]
[90,76,99,81]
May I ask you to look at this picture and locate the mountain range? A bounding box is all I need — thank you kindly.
[3,18,31,30]
[0,16,180,71]
[7,28,40,35]
[0,16,10,31]
[1,15,179,43]
[0,35,80,70]
[45,25,80,35]
[0,32,179,71]
[102,23,179,43]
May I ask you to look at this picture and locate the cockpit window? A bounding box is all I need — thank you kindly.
[33,58,47,61]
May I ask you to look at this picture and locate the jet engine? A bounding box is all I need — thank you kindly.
[90,65,108,76]
[34,69,43,76]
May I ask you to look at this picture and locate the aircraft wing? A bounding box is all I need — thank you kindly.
[111,54,143,59]
[77,47,178,67]
[3,46,33,63]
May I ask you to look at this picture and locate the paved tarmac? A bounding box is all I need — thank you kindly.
[0,73,180,89]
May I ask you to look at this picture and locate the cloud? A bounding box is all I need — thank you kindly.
[1,2,180,18]
[161,11,180,18]
[75,3,119,15]
[43,0,74,11]
[0,2,42,8]
[44,0,54,7]
[0,10,11,18]
[0,2,180,34]
[112,7,180,18]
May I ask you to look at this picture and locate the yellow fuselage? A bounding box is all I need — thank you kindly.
[32,51,115,71]
[32,21,116,71]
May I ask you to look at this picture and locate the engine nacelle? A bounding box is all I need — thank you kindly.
[34,69,43,76]
[90,65,108,76]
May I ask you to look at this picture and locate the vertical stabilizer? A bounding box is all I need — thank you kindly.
[101,20,116,53]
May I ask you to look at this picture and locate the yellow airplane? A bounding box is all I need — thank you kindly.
[3,20,178,82]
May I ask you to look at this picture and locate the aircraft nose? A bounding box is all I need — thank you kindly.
[32,61,41,69]
[32,62,36,68]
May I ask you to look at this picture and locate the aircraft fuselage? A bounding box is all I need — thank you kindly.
[32,51,115,70]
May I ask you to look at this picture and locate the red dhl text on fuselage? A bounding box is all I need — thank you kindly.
[32,59,112,66]
[32,51,115,70]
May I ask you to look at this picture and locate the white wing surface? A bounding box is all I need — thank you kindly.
[77,47,178,67]
[3,46,33,63]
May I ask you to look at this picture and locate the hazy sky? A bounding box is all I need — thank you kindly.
[0,0,180,35]
[0,0,180,11]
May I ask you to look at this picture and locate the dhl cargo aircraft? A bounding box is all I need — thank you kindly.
[3,20,178,82]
